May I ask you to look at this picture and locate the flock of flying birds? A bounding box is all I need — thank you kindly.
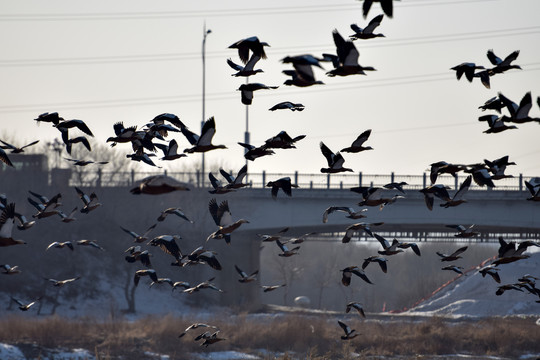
[1,0,540,345]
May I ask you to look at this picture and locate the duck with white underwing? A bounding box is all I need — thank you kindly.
[418,184,451,211]
[229,36,270,64]
[342,222,384,243]
[77,239,105,251]
[182,117,227,154]
[361,0,398,18]
[320,142,353,174]
[257,227,289,242]
[131,175,190,195]
[238,142,275,161]
[1,264,21,275]
[263,131,306,149]
[134,269,158,287]
[446,224,478,238]
[206,199,249,244]
[340,130,373,153]
[120,223,157,243]
[220,165,249,190]
[362,256,387,273]
[349,14,385,40]
[44,276,81,287]
[440,175,472,208]
[147,235,182,261]
[346,302,366,317]
[11,296,41,311]
[338,320,358,340]
[266,177,298,199]
[154,139,187,161]
[0,147,14,167]
[227,55,263,77]
[450,63,485,83]
[442,265,465,275]
[276,239,300,257]
[75,187,101,214]
[326,30,376,77]
[374,234,404,256]
[27,191,62,219]
[237,83,278,105]
[46,241,74,251]
[269,101,305,112]
[157,207,193,223]
[235,265,258,283]
[0,139,39,154]
[322,206,367,223]
[341,266,373,286]
[0,203,26,247]
[436,246,468,262]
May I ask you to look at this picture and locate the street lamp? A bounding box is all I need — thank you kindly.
[244,78,250,170]
[47,138,64,168]
[201,23,211,187]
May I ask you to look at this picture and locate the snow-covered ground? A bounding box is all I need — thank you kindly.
[2,249,539,359]
[405,248,540,318]
[0,344,25,360]
[0,344,94,360]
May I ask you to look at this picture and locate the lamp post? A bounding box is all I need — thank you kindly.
[244,78,250,170]
[201,23,211,188]
[47,138,63,168]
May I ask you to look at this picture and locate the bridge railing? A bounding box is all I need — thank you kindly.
[65,169,530,192]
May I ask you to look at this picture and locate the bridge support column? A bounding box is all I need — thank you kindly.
[96,168,102,188]
[214,231,262,311]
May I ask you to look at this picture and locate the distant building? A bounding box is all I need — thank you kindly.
[0,153,71,188]
[1,153,48,172]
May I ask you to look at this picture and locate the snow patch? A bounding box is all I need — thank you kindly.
[0,344,95,360]
[407,252,540,317]
[41,348,95,360]
[144,350,170,359]
[0,344,25,360]
[193,350,261,359]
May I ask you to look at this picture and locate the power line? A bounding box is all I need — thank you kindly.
[267,122,474,146]
[1,64,539,114]
[0,0,498,21]
[1,26,538,67]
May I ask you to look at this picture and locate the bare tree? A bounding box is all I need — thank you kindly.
[312,248,339,309]
[123,264,137,313]
[64,138,134,187]
[271,255,304,306]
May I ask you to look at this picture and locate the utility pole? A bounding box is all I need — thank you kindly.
[201,23,211,187]
[244,78,250,171]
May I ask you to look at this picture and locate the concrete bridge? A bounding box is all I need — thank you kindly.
[2,160,540,311]
[2,156,538,240]
[225,187,540,242]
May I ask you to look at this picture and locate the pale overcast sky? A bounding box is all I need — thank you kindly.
[1,0,540,179]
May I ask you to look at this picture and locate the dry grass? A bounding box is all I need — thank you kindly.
[0,313,539,359]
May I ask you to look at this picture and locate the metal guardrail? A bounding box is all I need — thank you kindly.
[65,169,530,192]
